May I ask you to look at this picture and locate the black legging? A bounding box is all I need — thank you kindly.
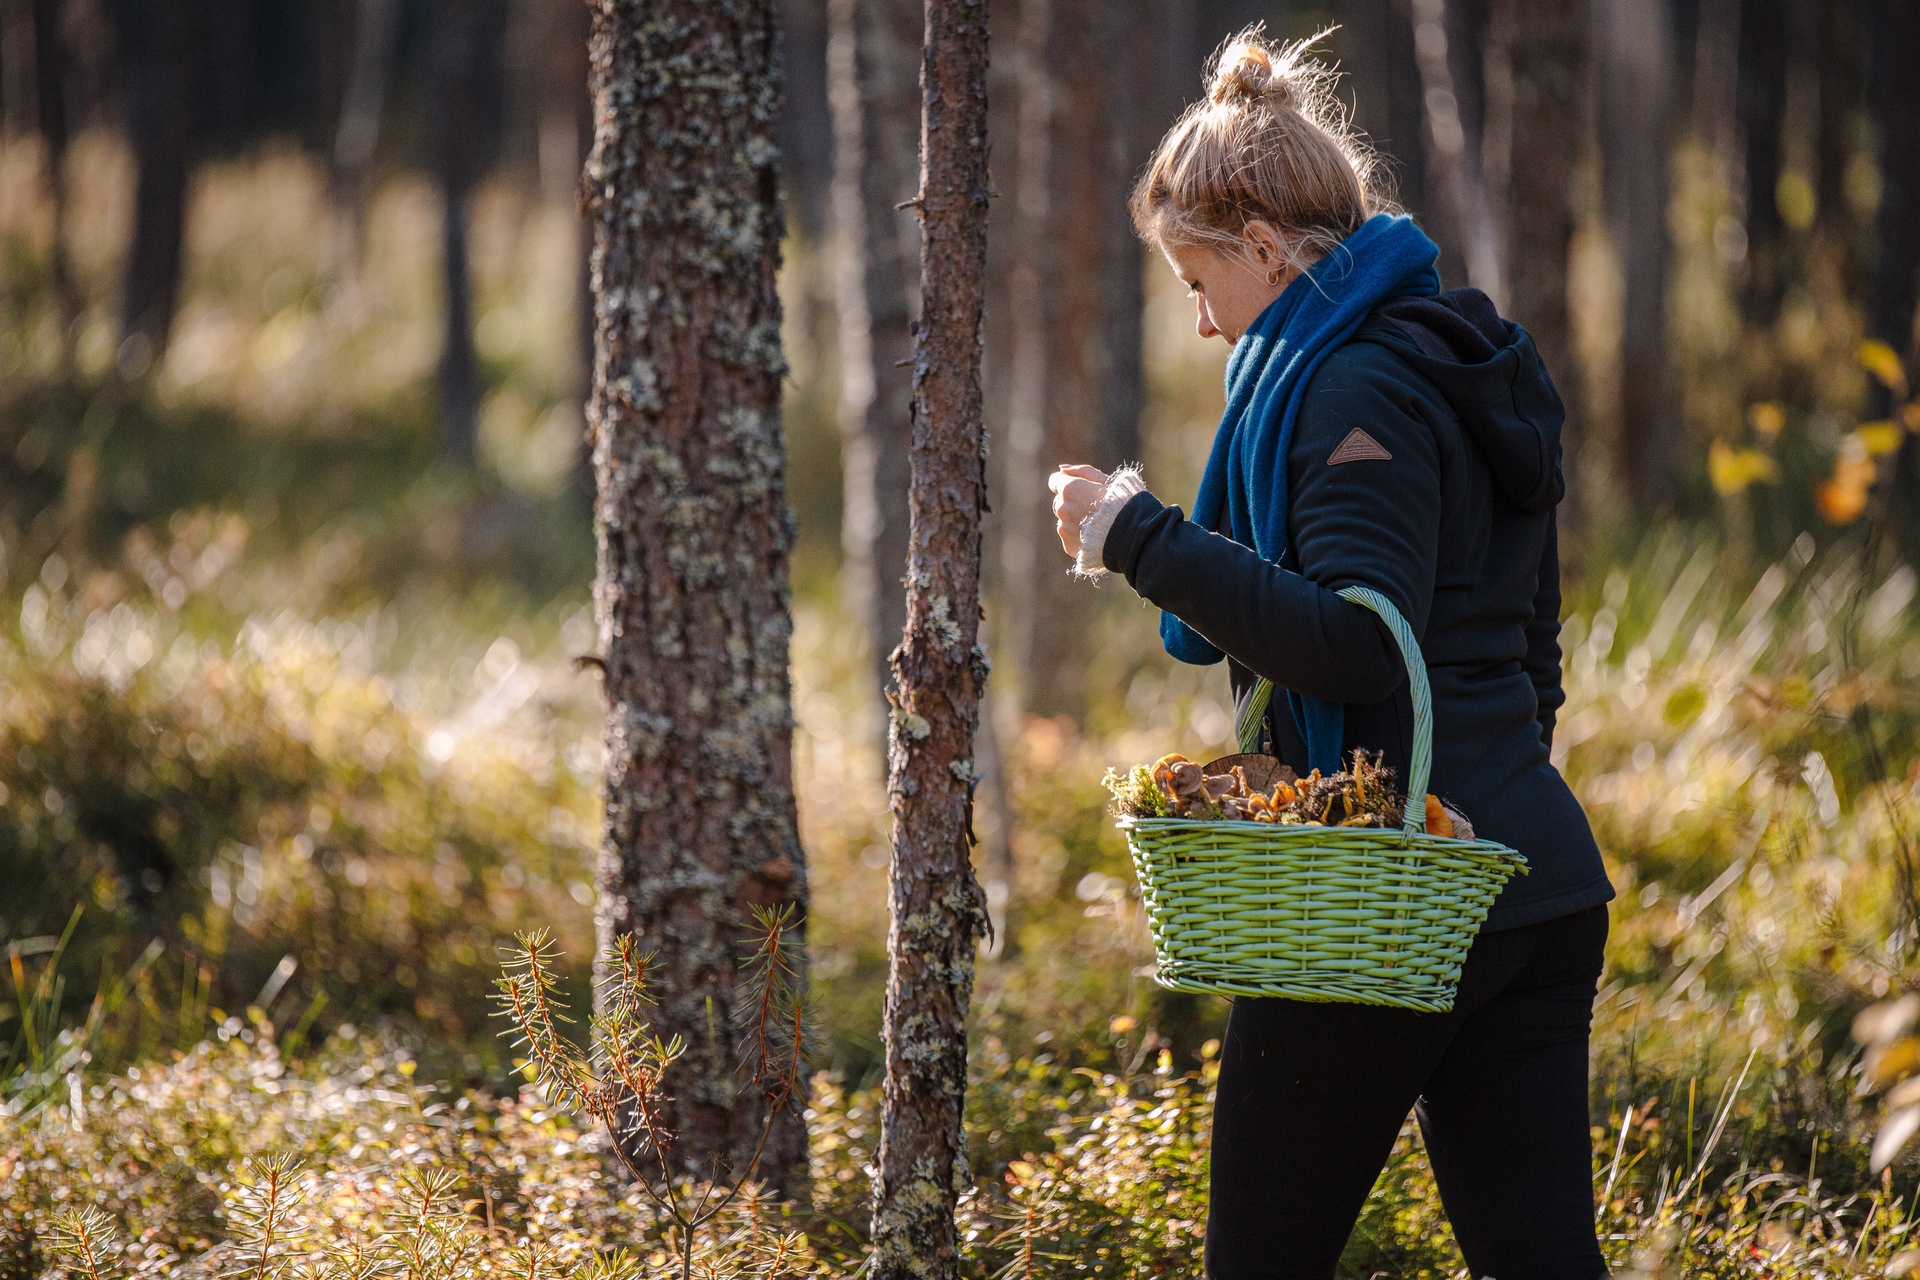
[1204,903,1610,1279]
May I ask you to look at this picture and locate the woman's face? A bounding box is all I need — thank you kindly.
[1162,221,1296,344]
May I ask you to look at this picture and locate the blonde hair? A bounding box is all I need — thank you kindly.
[1130,28,1389,277]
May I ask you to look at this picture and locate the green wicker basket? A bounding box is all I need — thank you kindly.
[1122,586,1528,1012]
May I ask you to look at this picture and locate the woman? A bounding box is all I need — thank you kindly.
[1048,31,1615,1280]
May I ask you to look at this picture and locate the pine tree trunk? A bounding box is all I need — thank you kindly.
[1598,0,1674,510]
[117,0,203,368]
[1409,0,1505,306]
[0,0,36,135]
[431,0,503,467]
[1868,0,1920,363]
[329,0,401,266]
[828,0,922,713]
[1003,0,1138,719]
[1340,0,1432,260]
[870,0,990,1271]
[1736,0,1787,324]
[586,0,809,1197]
[1503,0,1584,505]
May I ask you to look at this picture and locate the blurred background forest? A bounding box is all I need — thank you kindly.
[4,0,1920,1273]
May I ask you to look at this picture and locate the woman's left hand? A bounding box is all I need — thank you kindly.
[1049,464,1108,559]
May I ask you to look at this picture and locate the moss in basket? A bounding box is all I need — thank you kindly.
[1102,764,1172,819]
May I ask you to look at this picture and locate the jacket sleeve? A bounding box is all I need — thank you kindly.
[1103,346,1442,706]
[1523,509,1566,749]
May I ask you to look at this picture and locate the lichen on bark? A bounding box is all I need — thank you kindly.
[584,0,808,1195]
[869,0,992,1277]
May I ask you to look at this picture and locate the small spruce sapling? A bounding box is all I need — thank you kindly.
[222,1153,306,1280]
[496,904,810,1280]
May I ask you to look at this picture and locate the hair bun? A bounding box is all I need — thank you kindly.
[1208,37,1293,108]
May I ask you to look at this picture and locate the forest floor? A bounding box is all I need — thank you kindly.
[3,139,1920,1277]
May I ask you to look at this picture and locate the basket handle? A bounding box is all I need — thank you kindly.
[1234,585,1432,835]
[1335,586,1432,835]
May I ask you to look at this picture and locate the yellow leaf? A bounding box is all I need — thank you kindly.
[1746,401,1785,439]
[1108,1014,1137,1034]
[1007,1160,1036,1184]
[1708,440,1779,495]
[1859,339,1910,395]
[1856,421,1906,456]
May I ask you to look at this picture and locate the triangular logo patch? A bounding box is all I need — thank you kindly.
[1327,428,1393,465]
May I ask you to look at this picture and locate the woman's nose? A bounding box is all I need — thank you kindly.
[1195,296,1219,339]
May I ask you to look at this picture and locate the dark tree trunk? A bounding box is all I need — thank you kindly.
[1,0,35,134]
[1002,0,1140,719]
[781,0,836,239]
[329,0,401,266]
[1340,0,1432,248]
[1598,0,1674,509]
[1409,0,1505,304]
[117,0,204,369]
[1868,0,1920,365]
[870,0,990,1270]
[586,0,809,1197]
[1813,0,1859,249]
[1503,0,1584,500]
[827,0,921,713]
[429,0,505,467]
[1097,0,1149,470]
[33,0,75,346]
[1736,0,1786,322]
[2,0,79,350]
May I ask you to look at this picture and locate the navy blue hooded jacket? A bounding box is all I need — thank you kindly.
[1102,288,1612,931]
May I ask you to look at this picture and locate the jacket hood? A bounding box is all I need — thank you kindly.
[1365,288,1565,513]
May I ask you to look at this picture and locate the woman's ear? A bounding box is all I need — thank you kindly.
[1242,220,1288,272]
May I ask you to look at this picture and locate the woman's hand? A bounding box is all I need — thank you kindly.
[1049,464,1108,559]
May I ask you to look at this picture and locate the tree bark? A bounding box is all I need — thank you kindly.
[1597,0,1674,510]
[329,0,401,267]
[117,0,204,368]
[1002,0,1140,719]
[869,0,990,1271]
[1,0,36,135]
[586,0,809,1197]
[1736,0,1786,323]
[1868,0,1920,365]
[1340,0,1432,254]
[1502,0,1584,504]
[827,0,922,715]
[1409,0,1505,306]
[1813,0,1859,250]
[430,0,506,467]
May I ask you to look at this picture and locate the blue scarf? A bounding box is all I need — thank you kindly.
[1162,213,1441,772]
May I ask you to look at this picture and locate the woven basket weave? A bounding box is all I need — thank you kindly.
[1123,586,1528,1012]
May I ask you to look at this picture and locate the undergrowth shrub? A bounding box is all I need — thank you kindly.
[0,594,597,1077]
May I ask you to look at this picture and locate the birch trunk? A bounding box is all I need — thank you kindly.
[585,0,809,1196]
[869,0,990,1270]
